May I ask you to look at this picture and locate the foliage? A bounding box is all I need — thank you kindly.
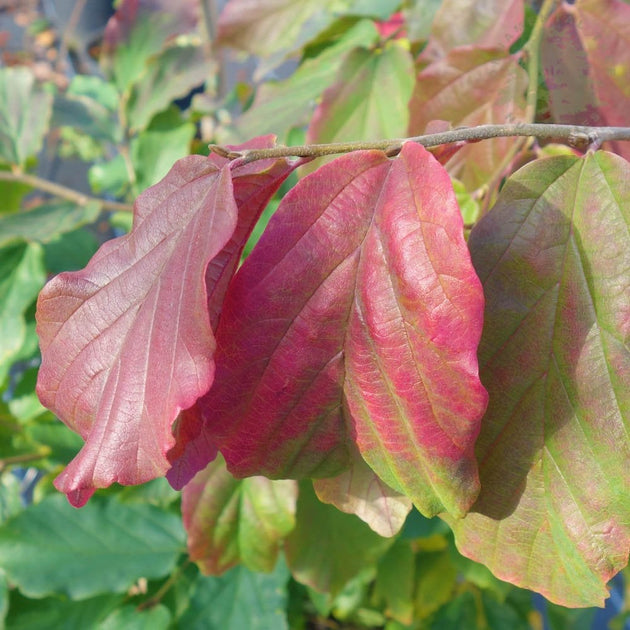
[0,0,629,627]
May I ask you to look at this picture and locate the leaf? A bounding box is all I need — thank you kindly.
[407,48,527,189]
[0,494,184,599]
[126,44,214,132]
[165,137,298,489]
[449,152,630,607]
[0,201,101,248]
[182,454,297,574]
[99,604,171,630]
[0,242,46,385]
[373,539,416,623]
[0,67,53,166]
[101,0,199,91]
[36,156,238,507]
[285,483,391,596]
[5,592,122,630]
[194,142,487,518]
[541,0,630,160]
[306,41,414,145]
[414,550,457,620]
[177,561,290,630]
[313,448,412,537]
[424,0,524,59]
[222,19,379,143]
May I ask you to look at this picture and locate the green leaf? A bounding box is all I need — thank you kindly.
[52,92,121,145]
[451,151,630,607]
[130,109,195,194]
[98,604,171,630]
[0,570,7,629]
[306,41,414,145]
[374,540,415,624]
[0,67,53,166]
[0,201,101,248]
[43,228,99,273]
[414,550,457,620]
[177,560,290,630]
[182,455,297,574]
[126,44,213,132]
[0,475,22,525]
[285,483,391,596]
[5,592,121,630]
[88,155,130,198]
[0,494,185,599]
[0,242,45,384]
[223,19,379,143]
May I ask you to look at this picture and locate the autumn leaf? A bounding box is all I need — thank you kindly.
[191,142,487,518]
[449,151,630,607]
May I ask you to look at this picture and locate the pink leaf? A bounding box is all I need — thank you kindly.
[194,142,487,518]
[36,157,237,506]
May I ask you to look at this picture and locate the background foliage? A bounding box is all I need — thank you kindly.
[0,0,629,628]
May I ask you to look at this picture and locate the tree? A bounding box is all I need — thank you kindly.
[0,0,629,627]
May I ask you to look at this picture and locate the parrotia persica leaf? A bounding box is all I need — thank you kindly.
[542,0,630,161]
[36,139,295,507]
[449,152,630,607]
[313,447,412,537]
[182,454,297,575]
[192,142,488,518]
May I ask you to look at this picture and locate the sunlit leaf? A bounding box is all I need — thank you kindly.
[450,152,630,607]
[424,0,524,59]
[541,0,630,160]
[313,449,412,537]
[182,455,297,574]
[285,483,391,596]
[0,494,184,598]
[0,67,53,167]
[36,156,238,507]
[408,48,527,190]
[306,41,414,145]
[101,0,199,91]
[373,539,415,623]
[193,142,487,518]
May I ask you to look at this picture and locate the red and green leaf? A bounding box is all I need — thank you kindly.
[192,142,487,518]
[182,455,297,574]
[542,0,630,160]
[449,151,630,607]
[408,48,528,190]
[313,448,412,537]
[36,138,295,506]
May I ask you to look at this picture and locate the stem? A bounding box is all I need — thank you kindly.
[137,559,191,611]
[211,123,630,163]
[0,447,52,472]
[55,0,88,74]
[0,171,134,212]
[523,0,558,122]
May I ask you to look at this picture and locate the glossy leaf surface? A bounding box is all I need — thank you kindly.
[195,142,487,517]
[285,483,391,596]
[408,48,527,189]
[0,494,184,598]
[182,455,297,574]
[450,152,630,607]
[36,157,238,506]
[313,449,411,537]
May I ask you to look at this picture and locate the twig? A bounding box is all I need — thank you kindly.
[55,0,88,74]
[0,171,134,212]
[210,124,630,163]
[0,447,52,473]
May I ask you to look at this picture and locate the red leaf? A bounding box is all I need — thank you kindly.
[36,156,237,507]
[408,48,527,190]
[194,143,487,518]
[542,0,630,160]
[167,138,298,489]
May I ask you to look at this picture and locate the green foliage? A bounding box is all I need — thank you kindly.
[0,0,629,628]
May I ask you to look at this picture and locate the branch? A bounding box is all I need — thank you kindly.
[210,124,630,164]
[0,170,134,212]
